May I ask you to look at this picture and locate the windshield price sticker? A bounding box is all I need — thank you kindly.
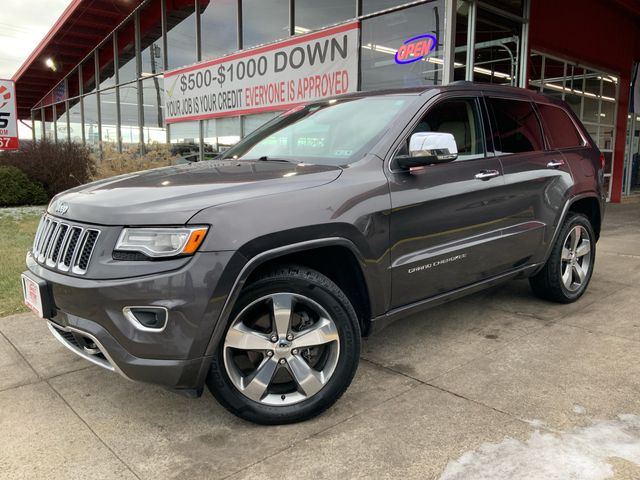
[0,79,19,150]
[163,22,359,123]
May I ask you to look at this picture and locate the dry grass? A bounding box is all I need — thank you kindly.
[94,143,178,179]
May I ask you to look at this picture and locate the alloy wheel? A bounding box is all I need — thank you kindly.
[560,225,592,292]
[223,293,340,406]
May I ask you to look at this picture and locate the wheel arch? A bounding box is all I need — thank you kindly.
[203,237,376,359]
[538,193,603,270]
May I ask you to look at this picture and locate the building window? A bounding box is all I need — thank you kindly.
[204,116,241,155]
[82,56,97,95]
[200,0,238,61]
[360,1,446,91]
[242,0,289,49]
[141,77,166,144]
[529,51,619,200]
[243,112,280,136]
[68,97,83,143]
[32,109,43,141]
[166,0,197,70]
[43,107,54,141]
[67,69,81,99]
[100,87,119,146]
[118,19,138,84]
[140,0,164,75]
[83,93,100,149]
[362,0,413,15]
[170,121,201,161]
[55,103,68,143]
[98,37,117,90]
[294,0,355,33]
[472,8,520,85]
[120,82,140,147]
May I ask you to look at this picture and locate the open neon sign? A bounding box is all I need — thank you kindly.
[394,34,437,65]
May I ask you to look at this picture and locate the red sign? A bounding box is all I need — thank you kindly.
[163,22,360,123]
[0,79,19,150]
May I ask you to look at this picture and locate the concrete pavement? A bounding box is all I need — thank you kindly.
[1,203,639,479]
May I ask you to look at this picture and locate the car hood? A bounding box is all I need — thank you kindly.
[48,160,342,225]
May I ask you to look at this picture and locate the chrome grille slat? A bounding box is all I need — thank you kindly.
[32,216,46,255]
[31,214,100,275]
[38,220,57,262]
[35,218,51,256]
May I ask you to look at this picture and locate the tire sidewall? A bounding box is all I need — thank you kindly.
[208,272,360,424]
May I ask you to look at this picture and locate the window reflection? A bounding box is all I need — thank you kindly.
[140,0,164,75]
[68,97,83,143]
[295,0,354,32]
[120,82,140,146]
[242,0,288,49]
[142,78,166,144]
[166,0,197,69]
[83,93,100,149]
[360,2,445,90]
[100,88,118,145]
[55,103,68,143]
[200,0,238,61]
[118,20,137,84]
[98,37,117,90]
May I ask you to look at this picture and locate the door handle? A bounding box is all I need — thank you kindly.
[474,169,501,180]
[547,160,565,169]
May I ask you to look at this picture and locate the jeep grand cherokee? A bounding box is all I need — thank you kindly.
[22,83,605,424]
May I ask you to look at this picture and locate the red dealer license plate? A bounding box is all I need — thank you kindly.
[21,273,45,318]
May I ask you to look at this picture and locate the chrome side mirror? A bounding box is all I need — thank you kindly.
[395,132,458,170]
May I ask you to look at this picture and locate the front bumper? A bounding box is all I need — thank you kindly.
[26,249,244,390]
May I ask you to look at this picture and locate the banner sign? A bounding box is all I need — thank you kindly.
[163,21,359,124]
[0,79,19,150]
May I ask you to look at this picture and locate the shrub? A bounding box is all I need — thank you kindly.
[0,166,48,207]
[0,140,96,198]
[94,143,178,179]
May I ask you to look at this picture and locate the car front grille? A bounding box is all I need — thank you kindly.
[32,214,100,275]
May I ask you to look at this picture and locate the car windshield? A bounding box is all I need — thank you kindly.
[220,96,413,166]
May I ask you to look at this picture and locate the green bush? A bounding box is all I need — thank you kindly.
[0,166,48,207]
[0,140,96,198]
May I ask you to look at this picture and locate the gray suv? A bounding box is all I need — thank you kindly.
[22,83,605,424]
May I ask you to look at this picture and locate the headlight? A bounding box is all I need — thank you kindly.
[115,227,208,258]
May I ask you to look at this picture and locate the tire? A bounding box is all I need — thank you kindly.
[207,265,361,425]
[529,213,596,303]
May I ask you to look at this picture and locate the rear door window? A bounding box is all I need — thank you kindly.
[536,103,584,149]
[486,97,545,154]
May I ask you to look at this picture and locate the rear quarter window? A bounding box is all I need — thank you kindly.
[536,103,585,149]
[486,97,545,154]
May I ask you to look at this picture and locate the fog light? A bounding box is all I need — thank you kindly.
[123,306,168,332]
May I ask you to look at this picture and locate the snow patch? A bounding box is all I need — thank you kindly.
[440,415,640,480]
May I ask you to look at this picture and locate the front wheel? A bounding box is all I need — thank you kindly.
[529,213,596,303]
[207,265,361,425]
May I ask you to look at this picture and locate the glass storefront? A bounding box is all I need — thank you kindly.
[32,0,530,163]
[528,51,619,200]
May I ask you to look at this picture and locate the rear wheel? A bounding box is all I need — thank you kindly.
[207,265,361,424]
[529,213,596,303]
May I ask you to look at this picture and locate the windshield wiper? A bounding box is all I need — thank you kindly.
[256,156,294,163]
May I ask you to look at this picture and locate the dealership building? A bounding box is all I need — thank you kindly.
[12,0,640,202]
